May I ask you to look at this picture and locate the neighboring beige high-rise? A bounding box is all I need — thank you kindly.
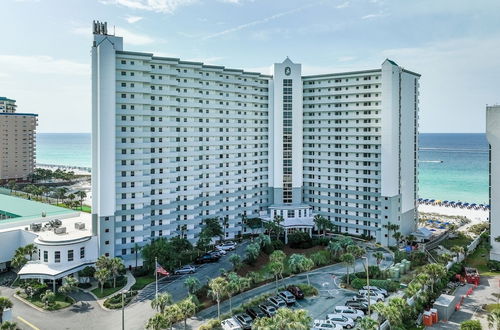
[0,97,37,182]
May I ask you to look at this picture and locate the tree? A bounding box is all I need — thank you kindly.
[383,223,400,245]
[201,217,224,243]
[95,268,110,294]
[346,245,365,272]
[10,254,27,271]
[23,244,38,261]
[0,297,13,323]
[487,307,500,330]
[145,313,168,330]
[269,250,286,289]
[184,276,201,295]
[450,246,465,261]
[6,180,16,193]
[221,216,229,240]
[313,215,331,237]
[460,320,483,330]
[422,263,446,292]
[208,277,229,319]
[54,187,68,205]
[177,296,197,330]
[373,252,385,270]
[245,217,263,238]
[252,308,311,330]
[151,292,172,314]
[58,276,78,295]
[109,257,125,288]
[328,240,343,257]
[245,243,260,264]
[228,254,242,270]
[339,235,354,248]
[40,290,56,308]
[76,190,87,210]
[341,253,355,284]
[355,317,378,330]
[288,254,314,284]
[0,321,19,330]
[393,232,403,247]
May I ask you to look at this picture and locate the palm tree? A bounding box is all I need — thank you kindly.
[184,276,201,295]
[341,253,355,284]
[253,308,311,330]
[58,276,78,295]
[95,268,110,294]
[373,251,385,270]
[339,235,354,248]
[288,254,315,285]
[67,193,76,208]
[347,245,365,272]
[355,316,378,330]
[10,254,27,271]
[0,297,13,323]
[23,244,38,261]
[151,292,173,313]
[40,290,56,308]
[328,240,343,258]
[383,223,400,245]
[208,277,229,319]
[228,254,242,270]
[313,214,330,236]
[75,191,87,210]
[450,246,465,261]
[146,313,167,330]
[487,307,500,330]
[0,321,19,330]
[422,263,446,292]
[178,296,197,330]
[109,257,124,288]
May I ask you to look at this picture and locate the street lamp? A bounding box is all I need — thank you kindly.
[122,290,128,330]
[362,256,371,316]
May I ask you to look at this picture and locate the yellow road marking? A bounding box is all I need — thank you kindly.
[17,316,41,330]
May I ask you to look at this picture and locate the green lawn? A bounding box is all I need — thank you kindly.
[91,280,127,299]
[464,241,500,276]
[55,203,91,213]
[441,233,473,250]
[20,293,74,310]
[131,274,156,291]
[485,304,500,312]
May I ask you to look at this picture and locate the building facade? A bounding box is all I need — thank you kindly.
[0,97,37,182]
[487,105,500,261]
[91,22,420,266]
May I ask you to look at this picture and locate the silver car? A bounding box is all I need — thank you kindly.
[173,265,196,275]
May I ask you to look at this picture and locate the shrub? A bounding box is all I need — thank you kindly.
[296,283,319,296]
[199,319,222,330]
[272,240,284,251]
[460,320,482,330]
[488,260,500,271]
[132,267,150,277]
[469,223,488,236]
[312,237,330,247]
[262,242,275,255]
[103,290,138,309]
[350,278,400,292]
[77,283,92,289]
[103,275,127,289]
[288,231,313,249]
[78,266,96,278]
[310,250,332,267]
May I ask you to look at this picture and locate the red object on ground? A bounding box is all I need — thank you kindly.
[463,267,480,285]
[423,313,433,326]
[456,303,461,311]
[431,308,438,323]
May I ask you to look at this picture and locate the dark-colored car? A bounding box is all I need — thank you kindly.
[286,285,305,299]
[258,303,277,317]
[195,253,219,264]
[246,307,266,319]
[234,313,253,330]
[344,300,369,313]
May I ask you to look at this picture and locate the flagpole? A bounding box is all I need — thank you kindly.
[155,256,158,299]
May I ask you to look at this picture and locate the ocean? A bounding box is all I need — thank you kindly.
[35,133,489,204]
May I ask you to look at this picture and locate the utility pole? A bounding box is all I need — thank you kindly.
[363,256,371,316]
[121,292,125,330]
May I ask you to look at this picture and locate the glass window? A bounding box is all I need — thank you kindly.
[55,251,61,263]
[43,251,48,262]
[68,250,74,262]
[80,247,85,259]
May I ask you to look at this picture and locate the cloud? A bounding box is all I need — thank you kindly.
[361,12,387,19]
[336,1,350,9]
[73,26,156,45]
[99,0,198,14]
[0,55,88,76]
[203,2,318,40]
[125,15,143,23]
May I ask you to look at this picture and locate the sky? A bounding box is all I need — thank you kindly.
[0,0,499,133]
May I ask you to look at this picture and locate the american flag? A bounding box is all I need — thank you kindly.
[156,264,170,276]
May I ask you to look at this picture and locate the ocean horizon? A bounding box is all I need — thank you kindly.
[36,132,489,204]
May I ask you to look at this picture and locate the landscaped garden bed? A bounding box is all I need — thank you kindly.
[17,291,74,311]
[103,290,138,309]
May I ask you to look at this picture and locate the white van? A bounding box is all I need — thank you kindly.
[221,317,243,330]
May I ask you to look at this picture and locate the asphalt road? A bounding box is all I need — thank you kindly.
[2,243,392,330]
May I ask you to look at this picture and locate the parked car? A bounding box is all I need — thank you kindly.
[312,320,343,330]
[278,290,296,305]
[333,306,364,321]
[258,303,277,317]
[358,290,384,302]
[362,285,388,297]
[246,307,266,319]
[216,241,237,251]
[325,314,355,329]
[210,249,227,256]
[234,313,253,330]
[344,300,369,313]
[267,296,287,309]
[195,253,219,264]
[286,285,305,299]
[353,294,378,305]
[221,317,242,330]
[173,265,196,275]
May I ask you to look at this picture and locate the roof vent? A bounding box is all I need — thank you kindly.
[54,227,67,235]
[75,222,86,230]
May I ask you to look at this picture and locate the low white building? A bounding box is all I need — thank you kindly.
[0,194,98,289]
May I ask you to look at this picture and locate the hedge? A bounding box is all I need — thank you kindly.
[103,290,138,309]
[199,319,222,330]
[350,278,400,292]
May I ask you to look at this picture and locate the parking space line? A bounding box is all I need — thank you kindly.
[17,316,40,330]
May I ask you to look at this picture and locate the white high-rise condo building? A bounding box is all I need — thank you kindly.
[91,22,420,266]
[487,105,500,261]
